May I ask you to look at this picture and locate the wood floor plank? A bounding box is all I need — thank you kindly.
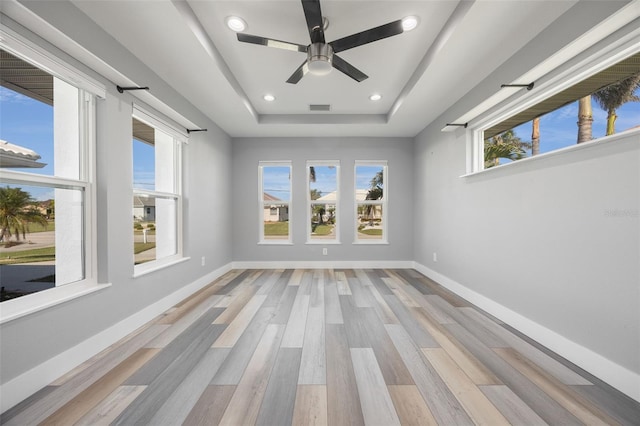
[444,323,583,425]
[384,324,474,425]
[364,269,394,295]
[326,324,365,426]
[288,268,304,286]
[255,348,303,426]
[212,284,259,325]
[348,277,374,307]
[384,295,439,348]
[360,308,414,385]
[411,306,501,385]
[211,269,257,295]
[126,308,225,385]
[114,324,227,425]
[387,385,438,426]
[210,307,276,385]
[218,324,285,426]
[387,269,433,295]
[298,306,327,384]
[292,385,328,426]
[336,271,352,295]
[40,348,159,425]
[147,348,230,425]
[571,384,640,426]
[263,269,294,306]
[183,385,236,426]
[281,294,311,348]
[422,295,457,324]
[75,386,146,426]
[324,280,344,324]
[270,284,299,324]
[399,270,469,307]
[422,348,510,426]
[367,283,399,324]
[495,347,620,426]
[480,385,548,426]
[382,276,422,308]
[461,307,592,385]
[2,324,167,426]
[339,295,372,348]
[212,294,267,347]
[350,348,401,426]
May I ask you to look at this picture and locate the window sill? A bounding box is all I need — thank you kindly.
[257,241,294,245]
[353,240,389,245]
[461,128,639,178]
[0,280,112,325]
[133,256,190,278]
[306,240,341,245]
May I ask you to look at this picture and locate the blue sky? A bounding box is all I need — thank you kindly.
[262,166,291,201]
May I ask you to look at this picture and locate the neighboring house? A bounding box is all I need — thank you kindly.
[263,192,288,222]
[0,139,46,169]
[133,195,156,222]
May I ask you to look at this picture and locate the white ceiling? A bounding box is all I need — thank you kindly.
[67,0,580,138]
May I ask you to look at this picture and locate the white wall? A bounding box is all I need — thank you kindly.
[0,11,233,410]
[232,137,414,266]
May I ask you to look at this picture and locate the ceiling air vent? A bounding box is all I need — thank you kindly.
[309,104,331,112]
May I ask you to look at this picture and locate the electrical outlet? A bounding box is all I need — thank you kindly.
[322,248,328,256]
[433,252,438,262]
[201,256,206,266]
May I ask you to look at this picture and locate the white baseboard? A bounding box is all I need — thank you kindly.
[0,262,233,413]
[413,262,640,403]
[232,260,414,269]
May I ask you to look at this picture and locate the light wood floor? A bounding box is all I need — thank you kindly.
[2,269,639,425]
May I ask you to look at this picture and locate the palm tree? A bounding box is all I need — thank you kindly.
[577,96,593,143]
[592,73,640,135]
[0,186,48,243]
[364,170,383,219]
[531,117,540,155]
[484,130,531,168]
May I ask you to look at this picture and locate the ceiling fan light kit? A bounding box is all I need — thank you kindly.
[235,0,412,84]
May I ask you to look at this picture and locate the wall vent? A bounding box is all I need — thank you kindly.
[309,104,331,112]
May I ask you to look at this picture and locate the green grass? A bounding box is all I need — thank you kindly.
[0,246,56,264]
[264,222,289,236]
[359,229,383,236]
[312,224,334,235]
[134,242,156,254]
[25,221,55,233]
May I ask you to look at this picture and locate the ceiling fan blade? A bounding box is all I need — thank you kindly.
[332,55,368,82]
[302,0,325,44]
[330,20,403,53]
[286,61,309,84]
[237,33,308,53]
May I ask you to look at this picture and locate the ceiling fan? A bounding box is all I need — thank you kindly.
[236,0,406,84]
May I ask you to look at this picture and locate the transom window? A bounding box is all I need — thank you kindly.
[307,161,339,243]
[354,161,387,243]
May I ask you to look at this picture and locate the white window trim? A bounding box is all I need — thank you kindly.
[258,161,292,245]
[0,37,101,322]
[132,108,185,274]
[306,160,340,244]
[466,17,640,175]
[354,161,388,244]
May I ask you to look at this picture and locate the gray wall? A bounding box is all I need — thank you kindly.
[232,137,414,263]
[0,12,233,389]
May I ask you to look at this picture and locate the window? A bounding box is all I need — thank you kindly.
[259,161,291,243]
[355,161,387,243]
[132,109,184,271]
[307,161,339,243]
[475,50,640,171]
[0,47,97,303]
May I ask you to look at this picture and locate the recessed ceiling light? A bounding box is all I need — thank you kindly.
[263,94,276,102]
[369,93,382,101]
[225,16,247,32]
[402,16,419,32]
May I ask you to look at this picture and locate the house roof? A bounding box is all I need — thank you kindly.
[263,192,282,202]
[133,195,156,208]
[0,139,47,169]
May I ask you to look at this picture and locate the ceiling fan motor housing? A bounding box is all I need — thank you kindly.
[307,42,333,75]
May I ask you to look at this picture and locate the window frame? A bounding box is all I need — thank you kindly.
[354,160,388,245]
[466,18,640,175]
[306,160,340,244]
[132,107,186,276]
[258,161,292,245]
[0,27,106,323]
